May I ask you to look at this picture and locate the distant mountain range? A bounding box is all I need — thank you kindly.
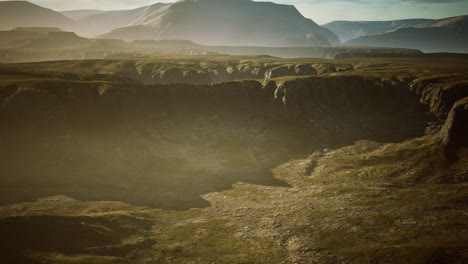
[0,0,338,47]
[70,3,170,37]
[343,16,468,53]
[322,19,432,43]
[97,0,339,46]
[0,0,466,53]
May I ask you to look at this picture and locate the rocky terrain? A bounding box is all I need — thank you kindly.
[0,55,467,263]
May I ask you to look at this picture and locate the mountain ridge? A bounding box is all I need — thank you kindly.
[0,1,75,31]
[61,9,107,20]
[345,15,468,53]
[74,3,170,37]
[323,18,433,42]
[99,0,339,47]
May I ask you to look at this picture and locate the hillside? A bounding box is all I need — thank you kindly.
[8,32,92,49]
[73,3,169,37]
[99,0,339,46]
[323,19,432,42]
[0,1,75,31]
[345,15,468,53]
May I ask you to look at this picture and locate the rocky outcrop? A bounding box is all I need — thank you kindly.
[135,62,329,84]
[410,74,468,117]
[264,65,297,80]
[197,46,422,60]
[271,76,427,118]
[5,60,468,136]
[0,75,430,140]
[441,97,468,154]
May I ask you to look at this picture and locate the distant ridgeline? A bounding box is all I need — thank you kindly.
[324,16,468,53]
[0,27,423,62]
[12,27,63,32]
[0,0,466,54]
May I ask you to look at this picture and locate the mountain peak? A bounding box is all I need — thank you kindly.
[100,0,338,46]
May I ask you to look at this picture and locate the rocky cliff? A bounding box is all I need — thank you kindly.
[410,73,468,117]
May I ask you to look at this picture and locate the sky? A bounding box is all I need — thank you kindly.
[5,0,468,24]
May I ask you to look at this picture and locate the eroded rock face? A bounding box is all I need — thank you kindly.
[159,67,184,83]
[112,61,337,84]
[273,76,427,119]
[1,87,65,130]
[265,65,297,80]
[441,97,468,152]
[0,76,429,134]
[311,63,337,75]
[410,74,468,117]
[245,63,318,82]
[294,64,318,76]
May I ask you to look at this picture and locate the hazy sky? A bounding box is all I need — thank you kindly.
[7,0,468,24]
